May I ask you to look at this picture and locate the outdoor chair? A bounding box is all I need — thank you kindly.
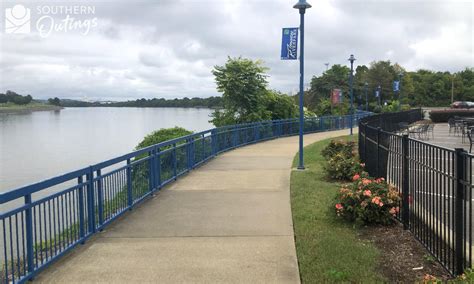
[448,118,457,135]
[409,125,428,140]
[426,123,435,140]
[468,129,474,153]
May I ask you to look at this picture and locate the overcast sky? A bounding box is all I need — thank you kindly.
[0,0,472,100]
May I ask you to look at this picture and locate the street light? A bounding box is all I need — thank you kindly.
[348,54,356,135]
[398,72,404,102]
[364,82,368,111]
[294,0,311,170]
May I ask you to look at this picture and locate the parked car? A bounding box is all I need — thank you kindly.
[451,101,474,109]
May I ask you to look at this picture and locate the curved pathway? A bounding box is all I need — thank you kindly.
[36,129,351,283]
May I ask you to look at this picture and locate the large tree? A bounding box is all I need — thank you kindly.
[210,57,297,126]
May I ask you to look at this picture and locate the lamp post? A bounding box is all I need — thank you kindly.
[348,54,356,135]
[364,82,368,111]
[294,0,311,170]
[377,85,381,106]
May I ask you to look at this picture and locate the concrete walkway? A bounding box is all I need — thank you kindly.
[35,129,350,283]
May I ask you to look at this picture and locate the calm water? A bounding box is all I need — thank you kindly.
[0,107,213,193]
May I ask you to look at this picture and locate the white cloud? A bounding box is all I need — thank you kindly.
[0,0,472,100]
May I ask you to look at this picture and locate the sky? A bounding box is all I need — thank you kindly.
[0,0,472,101]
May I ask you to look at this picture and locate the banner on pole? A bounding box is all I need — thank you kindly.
[393,80,400,92]
[280,28,298,60]
[331,89,342,105]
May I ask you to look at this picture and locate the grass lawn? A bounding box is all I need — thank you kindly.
[290,135,384,283]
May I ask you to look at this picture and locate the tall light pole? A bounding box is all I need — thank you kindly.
[364,82,368,111]
[294,0,311,170]
[324,62,329,71]
[348,54,356,135]
[398,72,404,109]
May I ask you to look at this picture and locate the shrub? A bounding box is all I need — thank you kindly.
[136,127,193,150]
[322,140,362,181]
[321,140,355,160]
[429,109,474,123]
[334,172,401,225]
[324,154,364,181]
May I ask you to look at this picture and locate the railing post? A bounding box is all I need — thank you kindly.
[156,149,162,189]
[24,194,34,274]
[126,158,133,209]
[376,127,381,177]
[455,148,466,275]
[402,134,410,230]
[86,167,96,233]
[211,129,218,155]
[78,176,85,243]
[254,124,259,142]
[96,169,104,229]
[148,150,154,192]
[173,143,177,180]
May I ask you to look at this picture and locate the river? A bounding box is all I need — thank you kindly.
[0,107,214,194]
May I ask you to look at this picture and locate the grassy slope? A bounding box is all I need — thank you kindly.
[290,136,384,283]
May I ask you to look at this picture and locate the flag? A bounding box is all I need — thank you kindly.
[280,28,298,60]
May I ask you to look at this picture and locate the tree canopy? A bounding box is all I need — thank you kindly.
[210,57,298,126]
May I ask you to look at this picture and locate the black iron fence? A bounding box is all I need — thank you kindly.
[359,109,473,276]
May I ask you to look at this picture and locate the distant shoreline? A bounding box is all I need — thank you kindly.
[0,104,63,114]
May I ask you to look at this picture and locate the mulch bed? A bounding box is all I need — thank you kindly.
[359,223,452,282]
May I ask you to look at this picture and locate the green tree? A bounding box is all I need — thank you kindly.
[48,97,61,106]
[210,57,297,126]
[136,127,193,150]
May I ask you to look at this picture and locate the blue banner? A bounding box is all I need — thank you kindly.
[281,28,298,60]
[393,80,400,92]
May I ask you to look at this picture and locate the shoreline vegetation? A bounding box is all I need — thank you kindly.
[0,102,63,114]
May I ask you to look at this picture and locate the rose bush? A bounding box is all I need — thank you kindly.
[334,172,401,225]
[322,140,364,181]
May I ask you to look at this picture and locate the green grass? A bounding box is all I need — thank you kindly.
[290,135,384,283]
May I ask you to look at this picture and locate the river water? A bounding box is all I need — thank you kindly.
[0,107,213,194]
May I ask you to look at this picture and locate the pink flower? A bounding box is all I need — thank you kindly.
[352,174,360,181]
[379,202,384,207]
[360,163,365,167]
[389,207,397,215]
[362,178,371,186]
[371,196,381,205]
[335,203,343,210]
[395,207,400,213]
[363,190,371,197]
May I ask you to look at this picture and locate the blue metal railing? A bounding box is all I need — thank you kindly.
[0,112,371,283]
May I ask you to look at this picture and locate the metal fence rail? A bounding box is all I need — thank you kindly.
[359,109,473,275]
[0,112,371,283]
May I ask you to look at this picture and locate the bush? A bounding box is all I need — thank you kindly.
[429,109,474,122]
[321,140,355,160]
[324,153,364,181]
[136,127,193,150]
[334,172,401,225]
[322,140,362,181]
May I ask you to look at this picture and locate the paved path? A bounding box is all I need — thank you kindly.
[35,130,351,283]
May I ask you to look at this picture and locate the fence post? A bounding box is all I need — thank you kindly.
[126,158,133,209]
[156,149,161,189]
[376,127,381,177]
[96,169,104,229]
[211,129,217,155]
[254,123,260,142]
[78,176,85,243]
[86,167,96,233]
[24,194,34,274]
[455,148,466,275]
[402,134,410,230]
[363,123,367,162]
[148,150,155,192]
[173,143,177,180]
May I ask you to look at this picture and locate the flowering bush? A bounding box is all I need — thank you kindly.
[322,140,364,181]
[321,140,356,160]
[334,172,401,225]
[324,154,364,181]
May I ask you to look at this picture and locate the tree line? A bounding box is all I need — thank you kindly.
[306,61,474,115]
[59,96,223,108]
[0,90,33,105]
